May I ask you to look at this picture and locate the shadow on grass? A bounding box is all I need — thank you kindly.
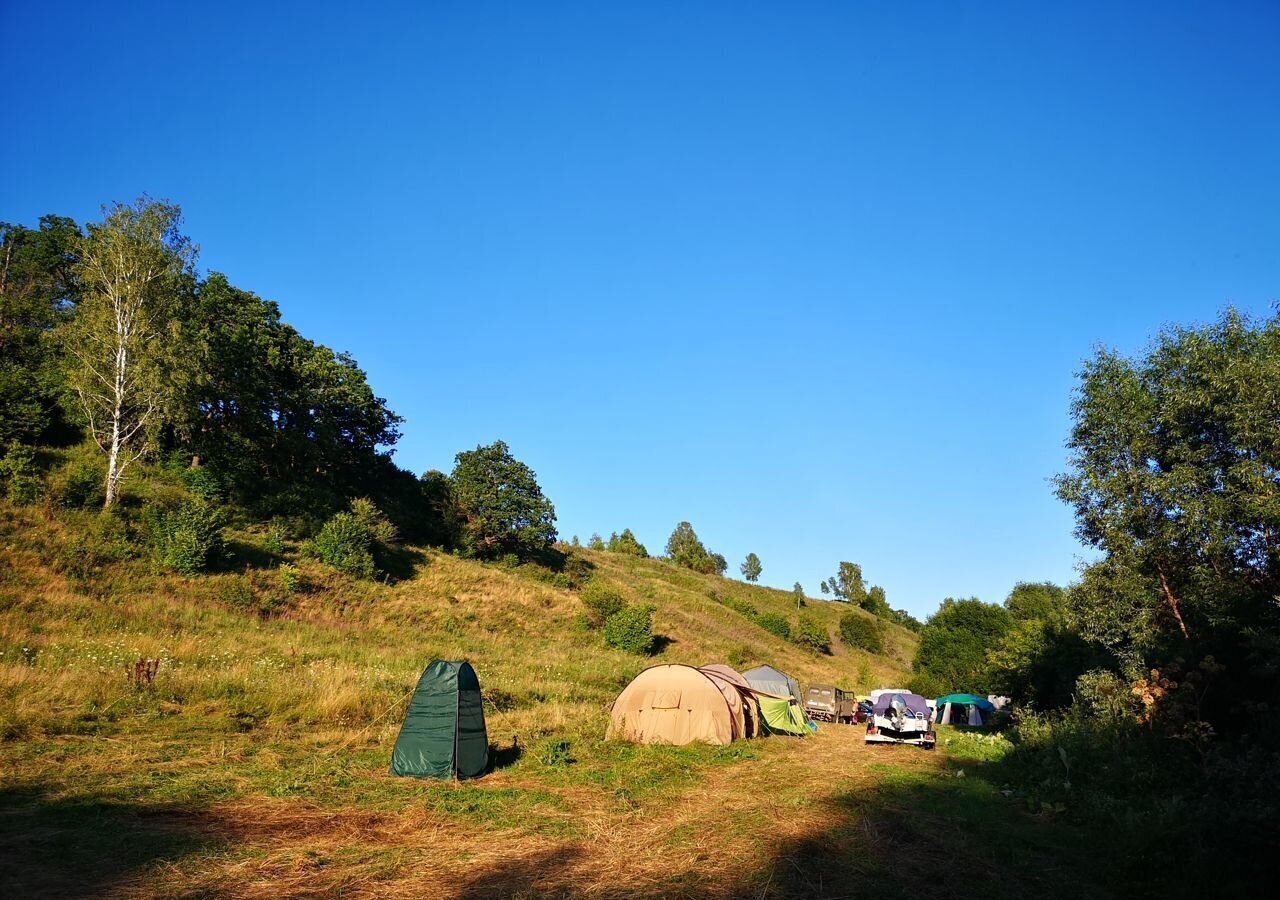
[650,633,676,654]
[374,543,429,582]
[0,785,232,897]
[454,845,584,899]
[489,739,523,771]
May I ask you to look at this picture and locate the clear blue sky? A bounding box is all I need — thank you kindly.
[3,2,1278,618]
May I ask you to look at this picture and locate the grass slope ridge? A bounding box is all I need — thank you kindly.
[1,503,1126,899]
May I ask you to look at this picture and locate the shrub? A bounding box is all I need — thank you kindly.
[728,645,750,668]
[839,611,885,654]
[50,459,105,509]
[792,615,830,654]
[561,554,592,589]
[756,613,791,640]
[180,465,224,502]
[537,738,575,767]
[605,605,655,655]
[581,579,627,627]
[309,511,376,579]
[56,513,134,582]
[278,563,301,594]
[262,523,287,556]
[148,501,226,575]
[0,445,41,504]
[725,597,759,619]
[350,496,398,545]
[606,528,648,557]
[218,575,257,611]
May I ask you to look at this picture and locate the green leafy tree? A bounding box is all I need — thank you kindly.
[1055,309,1280,719]
[740,552,762,582]
[839,610,885,654]
[863,584,890,617]
[1004,581,1067,621]
[450,441,557,559]
[65,198,196,506]
[587,533,605,550]
[911,597,1013,694]
[0,215,82,445]
[709,552,728,576]
[665,521,719,574]
[792,582,806,608]
[823,562,867,606]
[606,528,648,557]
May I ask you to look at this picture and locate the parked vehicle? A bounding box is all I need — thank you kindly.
[804,684,856,724]
[865,691,935,748]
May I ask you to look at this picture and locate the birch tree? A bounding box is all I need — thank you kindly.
[66,198,195,506]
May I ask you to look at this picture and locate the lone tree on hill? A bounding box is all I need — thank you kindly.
[665,521,719,574]
[606,528,648,557]
[449,440,557,559]
[792,582,806,609]
[741,552,762,582]
[820,562,867,605]
[66,197,196,506]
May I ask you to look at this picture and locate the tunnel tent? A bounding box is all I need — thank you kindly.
[935,693,996,727]
[699,663,762,738]
[742,665,803,706]
[697,668,749,739]
[608,664,736,746]
[390,660,489,779]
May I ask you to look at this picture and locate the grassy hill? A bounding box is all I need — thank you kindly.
[1,502,1113,898]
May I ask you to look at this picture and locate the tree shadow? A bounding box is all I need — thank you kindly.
[650,633,677,654]
[374,543,429,582]
[452,845,584,899]
[489,739,523,771]
[220,538,280,571]
[0,785,235,897]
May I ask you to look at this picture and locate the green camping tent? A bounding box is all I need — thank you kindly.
[390,660,489,779]
[757,694,808,735]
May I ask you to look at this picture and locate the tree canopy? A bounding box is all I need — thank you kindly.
[450,441,557,559]
[664,521,721,574]
[740,552,762,582]
[910,597,1013,696]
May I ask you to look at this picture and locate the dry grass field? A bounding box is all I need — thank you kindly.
[0,503,1103,898]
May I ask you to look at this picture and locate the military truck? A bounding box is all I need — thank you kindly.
[804,684,856,724]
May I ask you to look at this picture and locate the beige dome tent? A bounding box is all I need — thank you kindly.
[699,664,763,738]
[607,664,737,746]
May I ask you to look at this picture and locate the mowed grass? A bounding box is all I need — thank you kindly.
[0,503,1108,898]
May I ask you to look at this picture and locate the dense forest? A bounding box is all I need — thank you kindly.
[3,198,1279,888]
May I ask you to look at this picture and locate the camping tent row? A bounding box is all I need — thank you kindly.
[935,693,996,726]
[606,663,809,746]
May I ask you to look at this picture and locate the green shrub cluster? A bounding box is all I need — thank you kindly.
[0,445,42,504]
[838,610,885,654]
[792,615,830,654]
[49,458,104,509]
[580,578,626,626]
[604,604,656,655]
[307,498,396,580]
[147,501,226,575]
[756,613,791,640]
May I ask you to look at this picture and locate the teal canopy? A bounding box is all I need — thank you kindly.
[390,660,489,779]
[935,693,996,712]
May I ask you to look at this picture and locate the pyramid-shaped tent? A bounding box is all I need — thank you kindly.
[390,660,489,779]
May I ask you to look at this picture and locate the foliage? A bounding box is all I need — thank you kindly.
[0,215,82,446]
[664,521,720,574]
[606,528,648,557]
[580,578,627,627]
[756,613,791,640]
[820,561,866,605]
[740,552,761,582]
[791,582,806,608]
[838,610,885,654]
[0,445,42,504]
[604,604,655,655]
[911,597,1012,694]
[48,456,105,508]
[450,441,557,559]
[792,615,830,654]
[179,465,224,502]
[984,612,1112,710]
[1054,309,1280,725]
[708,552,727,576]
[587,533,604,550]
[887,607,922,631]
[146,500,226,575]
[307,499,397,580]
[1004,581,1066,621]
[862,584,890,617]
[66,197,197,506]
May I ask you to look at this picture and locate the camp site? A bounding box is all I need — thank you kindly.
[2,4,1278,898]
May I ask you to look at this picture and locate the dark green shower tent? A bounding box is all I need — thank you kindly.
[390,660,489,779]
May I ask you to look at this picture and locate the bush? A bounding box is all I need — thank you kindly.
[0,445,41,504]
[309,511,376,579]
[50,459,105,509]
[792,615,830,654]
[56,513,134,582]
[180,465,224,502]
[839,611,885,654]
[278,563,302,594]
[756,613,791,640]
[724,597,759,619]
[537,738,575,767]
[605,605,655,655]
[147,501,226,575]
[262,523,288,556]
[580,579,626,627]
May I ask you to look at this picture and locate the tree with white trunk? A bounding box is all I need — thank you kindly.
[66,198,195,506]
